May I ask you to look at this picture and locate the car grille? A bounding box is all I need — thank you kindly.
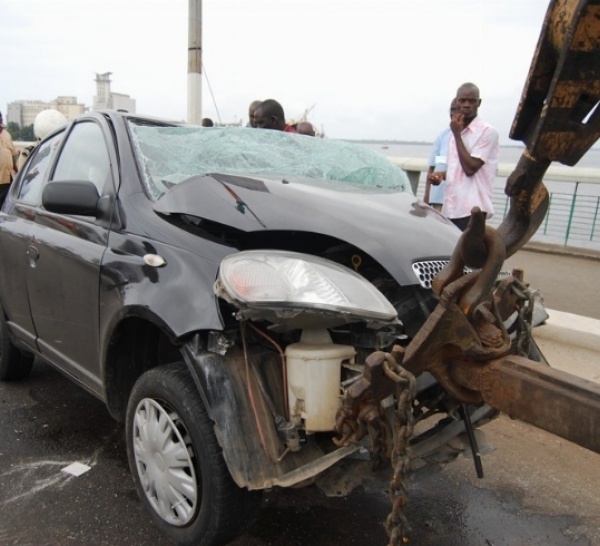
[412,260,451,289]
[412,260,510,289]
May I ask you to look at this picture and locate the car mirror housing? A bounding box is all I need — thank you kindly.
[42,180,100,216]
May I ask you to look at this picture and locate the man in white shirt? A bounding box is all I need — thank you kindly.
[442,83,500,231]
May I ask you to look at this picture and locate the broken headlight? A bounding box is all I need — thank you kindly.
[215,250,397,323]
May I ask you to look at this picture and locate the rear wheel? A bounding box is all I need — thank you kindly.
[126,362,262,546]
[0,309,34,381]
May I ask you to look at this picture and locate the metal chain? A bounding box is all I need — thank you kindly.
[382,354,417,546]
[509,279,535,357]
[363,405,387,471]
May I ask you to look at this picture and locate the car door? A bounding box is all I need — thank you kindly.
[24,120,117,394]
[0,131,65,351]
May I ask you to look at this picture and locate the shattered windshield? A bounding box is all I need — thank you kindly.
[128,122,411,201]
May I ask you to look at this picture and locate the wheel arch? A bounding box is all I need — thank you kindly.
[103,314,182,422]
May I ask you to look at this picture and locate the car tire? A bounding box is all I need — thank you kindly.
[0,309,34,381]
[126,362,262,546]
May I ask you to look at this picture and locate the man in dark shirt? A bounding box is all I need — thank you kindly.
[253,99,297,132]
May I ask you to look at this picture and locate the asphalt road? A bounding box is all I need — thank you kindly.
[504,247,600,320]
[1,248,599,546]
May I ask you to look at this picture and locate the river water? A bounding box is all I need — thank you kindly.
[364,142,600,195]
[362,141,600,170]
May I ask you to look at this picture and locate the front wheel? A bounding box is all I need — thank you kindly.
[0,309,34,381]
[126,362,262,546]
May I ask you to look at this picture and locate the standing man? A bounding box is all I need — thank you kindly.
[0,111,17,207]
[424,98,460,211]
[253,100,297,132]
[443,83,499,231]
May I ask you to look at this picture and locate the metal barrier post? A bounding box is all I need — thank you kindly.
[592,196,600,242]
[564,182,579,245]
[543,193,552,235]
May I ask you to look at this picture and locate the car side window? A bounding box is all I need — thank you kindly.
[16,132,64,205]
[52,122,112,195]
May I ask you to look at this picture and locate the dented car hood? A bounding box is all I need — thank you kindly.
[153,173,460,287]
[130,125,461,287]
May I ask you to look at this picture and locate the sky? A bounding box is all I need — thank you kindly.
[2,0,553,143]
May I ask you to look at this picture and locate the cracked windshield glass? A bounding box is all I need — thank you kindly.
[129,124,411,200]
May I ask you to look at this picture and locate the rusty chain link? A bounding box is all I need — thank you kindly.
[508,278,535,357]
[382,353,416,545]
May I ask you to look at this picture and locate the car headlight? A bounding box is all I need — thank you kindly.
[215,250,397,323]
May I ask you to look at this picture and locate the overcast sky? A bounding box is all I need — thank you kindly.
[2,0,552,143]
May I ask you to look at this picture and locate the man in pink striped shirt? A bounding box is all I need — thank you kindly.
[442,82,499,231]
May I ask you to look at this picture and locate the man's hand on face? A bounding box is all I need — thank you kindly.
[450,112,465,134]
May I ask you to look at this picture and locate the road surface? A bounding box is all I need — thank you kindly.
[505,246,600,320]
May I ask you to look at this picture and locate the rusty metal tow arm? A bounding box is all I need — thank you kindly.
[402,209,600,455]
[404,0,600,453]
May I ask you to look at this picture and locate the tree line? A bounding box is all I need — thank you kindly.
[6,122,35,142]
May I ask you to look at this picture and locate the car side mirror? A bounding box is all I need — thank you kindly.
[42,180,100,217]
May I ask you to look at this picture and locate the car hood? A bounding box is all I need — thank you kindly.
[153,173,460,286]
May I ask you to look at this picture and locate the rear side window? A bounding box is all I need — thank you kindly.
[16,132,64,205]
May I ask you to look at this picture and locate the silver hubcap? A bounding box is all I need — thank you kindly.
[132,398,198,525]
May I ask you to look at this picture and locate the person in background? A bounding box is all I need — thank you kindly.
[253,100,297,132]
[17,109,67,171]
[296,121,316,137]
[424,99,459,211]
[246,100,262,127]
[201,117,214,127]
[0,111,17,207]
[442,82,499,231]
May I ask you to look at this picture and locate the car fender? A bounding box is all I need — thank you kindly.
[99,229,233,345]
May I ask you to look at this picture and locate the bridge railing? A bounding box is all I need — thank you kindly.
[390,157,600,251]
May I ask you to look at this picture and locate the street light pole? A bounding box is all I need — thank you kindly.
[187,0,202,124]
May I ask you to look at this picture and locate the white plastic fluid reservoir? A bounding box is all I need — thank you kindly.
[286,329,356,432]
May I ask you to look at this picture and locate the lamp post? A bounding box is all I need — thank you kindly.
[187,0,202,124]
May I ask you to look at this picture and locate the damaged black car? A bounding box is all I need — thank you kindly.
[0,111,539,546]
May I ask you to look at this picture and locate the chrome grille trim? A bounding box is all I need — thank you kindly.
[412,260,510,289]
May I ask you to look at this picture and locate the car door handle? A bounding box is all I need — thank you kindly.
[27,244,40,266]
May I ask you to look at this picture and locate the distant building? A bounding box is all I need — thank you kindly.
[7,96,86,127]
[93,72,136,113]
[6,73,136,127]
